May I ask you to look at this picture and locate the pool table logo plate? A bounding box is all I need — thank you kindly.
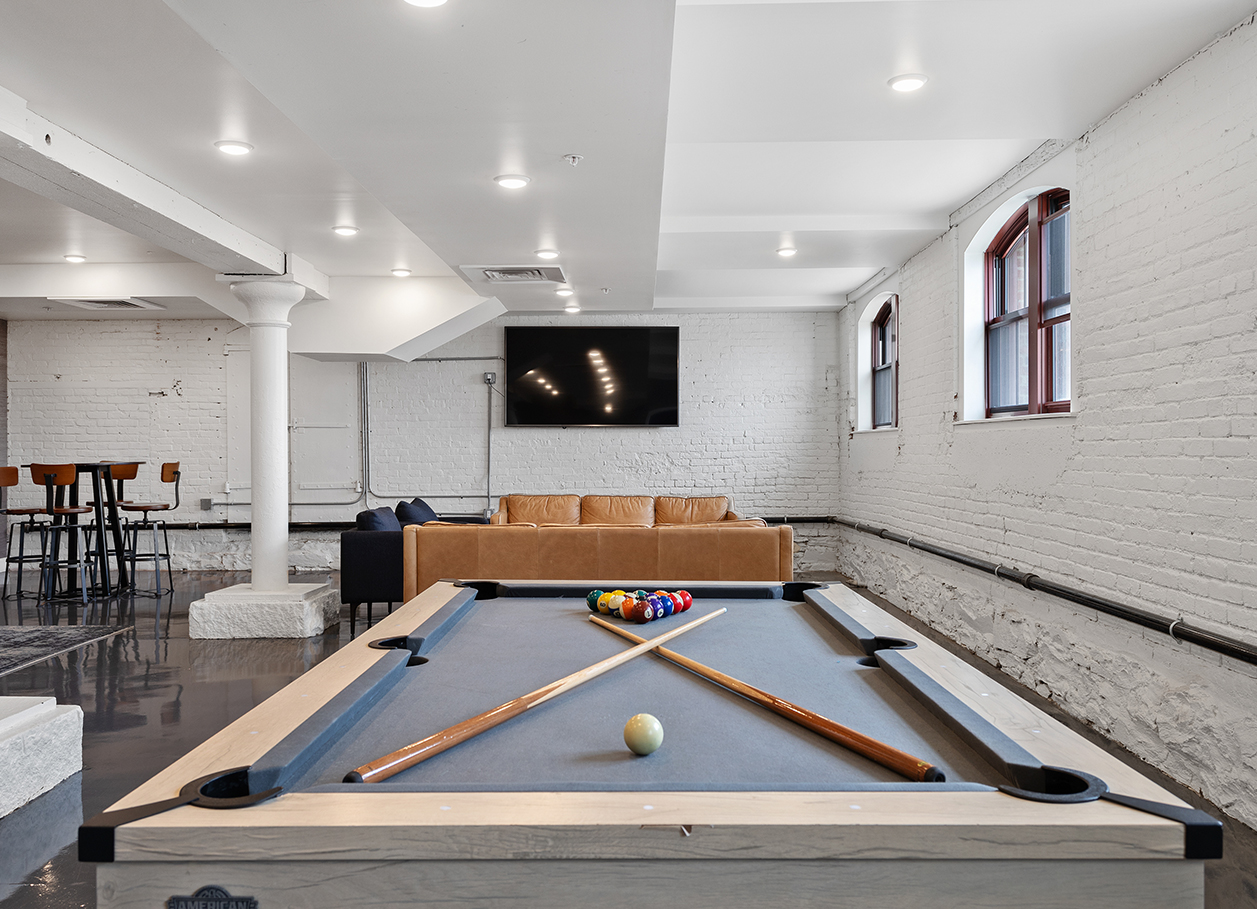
[166,886,258,909]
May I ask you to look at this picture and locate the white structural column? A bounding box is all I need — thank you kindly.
[189,278,339,638]
[234,279,304,590]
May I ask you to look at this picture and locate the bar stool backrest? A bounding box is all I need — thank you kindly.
[104,460,139,503]
[108,462,139,480]
[0,466,17,488]
[30,463,77,514]
[161,462,181,509]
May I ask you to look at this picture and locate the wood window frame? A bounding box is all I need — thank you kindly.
[871,296,898,428]
[984,190,1071,417]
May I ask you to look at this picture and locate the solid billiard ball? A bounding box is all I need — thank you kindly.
[587,590,604,611]
[638,602,656,623]
[623,713,664,755]
[655,595,674,618]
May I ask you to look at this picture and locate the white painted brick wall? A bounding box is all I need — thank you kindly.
[6,312,841,570]
[7,320,229,514]
[368,311,842,515]
[837,18,1257,827]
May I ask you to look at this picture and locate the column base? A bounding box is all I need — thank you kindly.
[189,583,340,639]
[0,697,83,818]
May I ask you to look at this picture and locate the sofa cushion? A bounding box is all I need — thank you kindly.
[654,495,731,525]
[396,497,438,527]
[356,506,402,532]
[502,494,581,525]
[580,495,655,525]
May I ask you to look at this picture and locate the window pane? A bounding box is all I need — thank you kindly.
[875,322,888,367]
[1043,211,1070,320]
[873,365,893,426]
[1001,231,1028,316]
[988,317,1028,410]
[1050,320,1071,403]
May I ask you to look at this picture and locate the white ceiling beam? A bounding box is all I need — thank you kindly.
[0,262,249,322]
[660,214,950,233]
[288,277,506,362]
[0,84,287,278]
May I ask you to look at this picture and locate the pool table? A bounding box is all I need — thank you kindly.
[83,580,1219,909]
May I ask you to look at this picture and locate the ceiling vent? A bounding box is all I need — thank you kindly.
[460,265,568,285]
[50,297,167,311]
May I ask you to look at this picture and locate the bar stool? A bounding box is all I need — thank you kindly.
[1,466,48,601]
[30,463,98,615]
[120,462,180,596]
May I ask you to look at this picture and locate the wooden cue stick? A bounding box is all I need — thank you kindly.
[590,615,944,783]
[344,607,728,784]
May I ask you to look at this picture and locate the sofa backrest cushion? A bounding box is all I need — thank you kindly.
[403,523,794,600]
[356,506,402,532]
[502,494,581,525]
[396,497,438,527]
[654,495,731,525]
[581,495,655,525]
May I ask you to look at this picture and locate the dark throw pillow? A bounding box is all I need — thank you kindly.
[395,497,439,527]
[356,506,402,532]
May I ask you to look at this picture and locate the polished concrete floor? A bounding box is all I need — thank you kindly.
[0,571,1253,909]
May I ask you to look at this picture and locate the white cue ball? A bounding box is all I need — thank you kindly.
[624,713,664,756]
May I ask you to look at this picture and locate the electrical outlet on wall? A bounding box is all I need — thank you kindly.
[484,372,496,385]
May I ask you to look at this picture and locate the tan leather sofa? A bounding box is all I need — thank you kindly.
[402,494,792,600]
[488,493,749,526]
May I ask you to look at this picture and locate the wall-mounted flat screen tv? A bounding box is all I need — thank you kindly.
[504,326,679,427]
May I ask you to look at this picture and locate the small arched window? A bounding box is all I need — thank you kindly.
[985,189,1070,415]
[872,297,897,427]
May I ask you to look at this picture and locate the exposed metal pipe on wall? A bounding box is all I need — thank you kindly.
[362,356,504,505]
[836,517,1257,666]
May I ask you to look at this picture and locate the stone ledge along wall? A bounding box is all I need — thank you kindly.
[835,17,1257,829]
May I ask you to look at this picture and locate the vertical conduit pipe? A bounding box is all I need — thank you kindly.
[486,379,493,517]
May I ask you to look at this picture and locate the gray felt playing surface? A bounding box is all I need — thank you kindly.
[272,596,1008,793]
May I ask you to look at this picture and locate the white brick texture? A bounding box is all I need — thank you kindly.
[837,18,1257,827]
[6,312,842,570]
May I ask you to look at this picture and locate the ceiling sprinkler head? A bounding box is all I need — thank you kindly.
[563,154,584,166]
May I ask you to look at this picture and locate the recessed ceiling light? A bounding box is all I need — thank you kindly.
[556,288,574,297]
[888,74,928,92]
[494,174,531,189]
[63,254,86,263]
[535,249,559,260]
[604,404,613,413]
[333,225,359,236]
[564,303,581,313]
[777,247,797,257]
[214,140,253,156]
[391,268,412,277]
[404,0,447,5]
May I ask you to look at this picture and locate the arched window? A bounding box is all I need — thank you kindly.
[872,297,897,427]
[985,189,1070,415]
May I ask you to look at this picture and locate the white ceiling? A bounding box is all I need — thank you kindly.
[0,0,1251,326]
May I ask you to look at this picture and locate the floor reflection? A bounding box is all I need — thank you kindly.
[0,572,344,909]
